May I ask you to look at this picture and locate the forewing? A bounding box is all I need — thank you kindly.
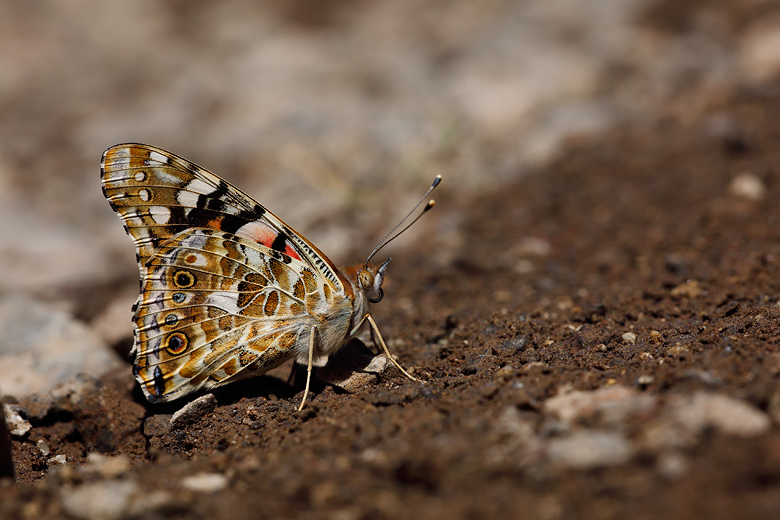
[100,143,344,293]
[132,228,321,402]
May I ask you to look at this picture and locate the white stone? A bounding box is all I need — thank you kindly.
[37,439,50,456]
[670,392,770,437]
[544,385,656,426]
[729,173,766,201]
[83,453,131,479]
[60,480,138,520]
[181,472,229,493]
[0,294,123,397]
[3,404,31,437]
[645,392,771,449]
[547,430,633,469]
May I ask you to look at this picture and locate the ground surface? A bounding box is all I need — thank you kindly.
[4,81,780,519]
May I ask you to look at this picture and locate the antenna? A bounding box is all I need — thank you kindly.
[365,175,442,268]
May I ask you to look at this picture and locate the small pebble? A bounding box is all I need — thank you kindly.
[60,480,138,520]
[637,375,654,386]
[3,404,31,437]
[181,472,228,493]
[622,332,637,345]
[50,454,67,464]
[84,452,130,478]
[544,385,655,426]
[547,430,634,469]
[37,439,50,456]
[729,172,766,200]
[170,394,217,430]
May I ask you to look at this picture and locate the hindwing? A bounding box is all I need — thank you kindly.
[132,228,342,402]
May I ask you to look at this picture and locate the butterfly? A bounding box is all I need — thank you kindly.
[101,143,439,409]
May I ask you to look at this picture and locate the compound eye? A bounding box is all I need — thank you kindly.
[358,270,374,290]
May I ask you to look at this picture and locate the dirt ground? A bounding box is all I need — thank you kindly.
[3,78,780,519]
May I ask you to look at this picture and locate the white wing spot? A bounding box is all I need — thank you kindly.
[186,178,217,195]
[112,157,130,170]
[208,291,241,314]
[149,206,171,224]
[138,189,150,202]
[134,171,146,182]
[149,151,169,164]
[177,189,200,207]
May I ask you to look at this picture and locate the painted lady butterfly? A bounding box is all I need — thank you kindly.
[101,144,439,409]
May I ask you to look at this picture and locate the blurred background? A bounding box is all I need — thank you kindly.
[1,0,780,394]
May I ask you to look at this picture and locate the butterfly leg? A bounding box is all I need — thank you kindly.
[297,325,317,411]
[365,314,419,382]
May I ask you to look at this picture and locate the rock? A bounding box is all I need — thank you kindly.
[170,394,218,430]
[645,392,771,449]
[497,337,528,354]
[82,453,131,479]
[637,375,654,387]
[60,480,138,520]
[18,374,103,423]
[547,430,634,469]
[3,404,31,437]
[50,454,67,464]
[673,393,769,437]
[181,472,228,493]
[622,332,637,344]
[543,385,656,427]
[314,341,388,393]
[729,173,766,200]
[329,355,388,394]
[37,439,50,456]
[0,294,123,398]
[18,393,55,422]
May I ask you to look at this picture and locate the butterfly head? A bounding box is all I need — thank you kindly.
[357,258,391,304]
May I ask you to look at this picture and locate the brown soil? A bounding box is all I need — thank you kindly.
[5,84,780,520]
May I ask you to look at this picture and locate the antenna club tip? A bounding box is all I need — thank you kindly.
[432,175,442,188]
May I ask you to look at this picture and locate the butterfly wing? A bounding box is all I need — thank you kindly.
[101,143,345,293]
[100,144,356,402]
[132,228,353,402]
